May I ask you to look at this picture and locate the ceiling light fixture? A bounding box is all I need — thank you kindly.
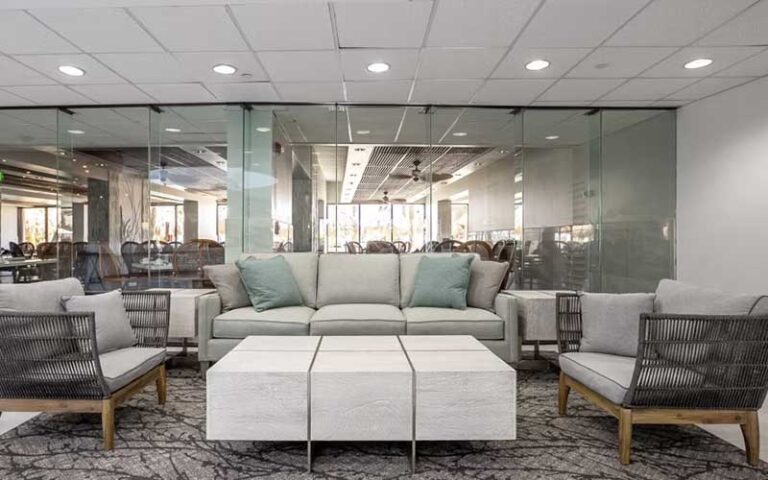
[452,132,468,137]
[545,135,559,140]
[356,130,371,135]
[256,127,271,133]
[366,62,390,73]
[684,58,713,69]
[165,127,181,133]
[67,129,85,135]
[212,64,237,75]
[58,65,85,77]
[525,59,550,71]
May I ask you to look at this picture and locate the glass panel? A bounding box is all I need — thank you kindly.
[392,204,424,253]
[360,204,392,246]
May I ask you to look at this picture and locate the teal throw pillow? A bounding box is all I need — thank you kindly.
[236,256,303,312]
[409,255,473,309]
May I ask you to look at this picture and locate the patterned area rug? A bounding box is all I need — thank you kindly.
[1,367,766,479]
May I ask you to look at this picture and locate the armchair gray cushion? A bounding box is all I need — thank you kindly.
[580,292,655,357]
[0,277,84,312]
[99,347,166,392]
[62,290,136,354]
[559,352,635,404]
[404,307,504,340]
[310,304,405,335]
[203,264,250,311]
[654,279,764,315]
[213,306,313,338]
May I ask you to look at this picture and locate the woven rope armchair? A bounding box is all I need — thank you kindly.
[0,290,171,450]
[556,292,768,466]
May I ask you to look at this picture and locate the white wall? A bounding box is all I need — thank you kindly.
[1,204,18,248]
[677,76,768,295]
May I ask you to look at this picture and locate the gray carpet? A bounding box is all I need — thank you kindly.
[1,367,766,479]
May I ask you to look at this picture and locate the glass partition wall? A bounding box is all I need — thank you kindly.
[0,105,675,293]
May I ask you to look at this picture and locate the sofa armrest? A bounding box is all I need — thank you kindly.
[197,293,222,362]
[494,293,520,363]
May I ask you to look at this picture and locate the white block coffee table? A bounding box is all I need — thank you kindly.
[206,335,516,472]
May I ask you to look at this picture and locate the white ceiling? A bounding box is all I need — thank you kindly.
[0,0,766,107]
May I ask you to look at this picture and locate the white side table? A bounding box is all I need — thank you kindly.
[501,290,570,361]
[149,288,216,354]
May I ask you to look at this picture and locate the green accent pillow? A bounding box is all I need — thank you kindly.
[409,255,473,309]
[236,256,303,312]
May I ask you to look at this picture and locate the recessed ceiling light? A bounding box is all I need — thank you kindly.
[58,65,85,77]
[525,59,550,71]
[212,64,237,75]
[356,130,371,135]
[684,58,713,69]
[452,132,468,137]
[256,127,271,133]
[67,129,85,135]
[366,62,390,73]
[165,127,181,133]
[545,135,559,140]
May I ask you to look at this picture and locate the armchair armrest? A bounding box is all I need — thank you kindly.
[122,291,171,348]
[626,313,768,409]
[556,292,582,354]
[0,312,109,399]
[196,292,222,362]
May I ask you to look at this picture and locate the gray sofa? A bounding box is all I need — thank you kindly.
[197,253,518,370]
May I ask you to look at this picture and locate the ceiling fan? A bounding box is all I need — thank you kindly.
[389,159,453,183]
[360,190,406,204]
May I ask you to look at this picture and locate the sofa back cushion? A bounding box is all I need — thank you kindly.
[203,264,250,311]
[0,277,84,312]
[399,253,477,308]
[241,252,318,308]
[317,254,399,307]
[654,279,765,315]
[580,292,655,357]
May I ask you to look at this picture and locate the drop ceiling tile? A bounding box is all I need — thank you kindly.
[427,0,540,47]
[714,48,768,77]
[698,0,768,46]
[334,1,432,48]
[4,85,95,105]
[0,89,35,106]
[666,77,755,100]
[590,100,660,107]
[14,54,125,85]
[96,53,187,83]
[205,82,279,102]
[31,8,163,53]
[654,99,689,107]
[516,0,648,48]
[70,84,155,104]
[341,49,418,81]
[530,100,593,107]
[259,51,341,82]
[601,78,698,101]
[0,11,78,55]
[346,80,412,103]
[537,78,625,102]
[174,52,268,82]
[472,79,554,105]
[418,48,506,79]
[493,47,591,79]
[129,6,248,52]
[606,0,755,47]
[137,83,216,103]
[230,3,334,51]
[640,46,764,78]
[274,82,344,103]
[0,56,56,86]
[410,80,483,104]
[568,47,677,78]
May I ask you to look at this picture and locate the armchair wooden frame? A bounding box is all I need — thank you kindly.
[556,292,768,466]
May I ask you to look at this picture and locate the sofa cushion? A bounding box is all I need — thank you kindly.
[403,307,504,340]
[62,290,137,354]
[99,347,166,392]
[310,304,405,335]
[559,352,635,404]
[203,264,250,311]
[241,253,318,308]
[400,253,476,308]
[213,306,313,338]
[317,255,399,307]
[580,293,655,357]
[410,255,473,309]
[237,256,304,311]
[654,279,764,315]
[467,260,508,312]
[0,277,84,312]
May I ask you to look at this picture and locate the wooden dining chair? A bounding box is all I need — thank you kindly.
[435,239,468,253]
[464,240,493,260]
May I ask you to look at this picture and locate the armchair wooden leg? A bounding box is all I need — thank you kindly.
[156,364,167,406]
[558,372,570,416]
[618,408,633,465]
[741,410,760,466]
[102,399,115,450]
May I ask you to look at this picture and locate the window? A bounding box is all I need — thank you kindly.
[451,204,469,241]
[21,207,58,245]
[360,204,392,245]
[217,204,227,243]
[151,204,183,243]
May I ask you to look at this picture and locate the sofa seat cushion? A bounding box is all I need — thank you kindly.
[213,306,313,338]
[309,304,405,335]
[99,347,166,392]
[559,352,635,405]
[403,307,504,340]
